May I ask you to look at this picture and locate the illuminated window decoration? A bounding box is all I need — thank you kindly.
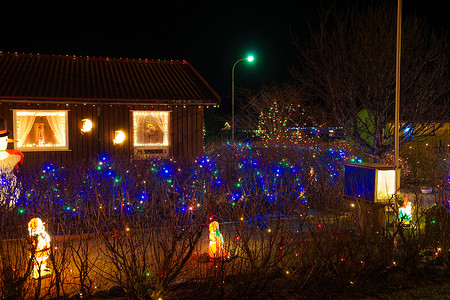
[132,111,170,157]
[81,118,93,133]
[13,110,68,151]
[113,130,126,144]
[28,217,51,279]
[208,221,227,259]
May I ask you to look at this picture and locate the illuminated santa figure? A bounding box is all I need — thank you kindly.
[0,116,24,207]
[28,217,51,278]
[208,221,226,259]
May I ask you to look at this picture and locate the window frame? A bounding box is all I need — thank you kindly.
[12,109,69,152]
[131,110,171,158]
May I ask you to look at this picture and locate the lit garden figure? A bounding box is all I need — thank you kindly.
[0,116,23,207]
[398,196,412,226]
[28,217,51,278]
[208,221,226,259]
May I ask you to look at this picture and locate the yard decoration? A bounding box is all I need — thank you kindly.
[208,221,226,259]
[344,162,395,203]
[0,116,24,207]
[398,196,412,225]
[0,116,23,169]
[28,217,51,279]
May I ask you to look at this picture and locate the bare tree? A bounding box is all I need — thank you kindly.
[293,2,450,162]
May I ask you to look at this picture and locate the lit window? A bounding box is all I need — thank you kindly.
[13,110,68,151]
[132,111,170,157]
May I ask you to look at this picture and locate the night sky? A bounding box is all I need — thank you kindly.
[0,0,448,105]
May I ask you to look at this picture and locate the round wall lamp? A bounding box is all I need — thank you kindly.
[113,130,125,144]
[81,119,93,133]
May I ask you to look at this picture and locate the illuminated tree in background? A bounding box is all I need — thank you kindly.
[256,100,315,147]
[238,83,320,147]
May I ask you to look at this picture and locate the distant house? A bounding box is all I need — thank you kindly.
[0,52,220,167]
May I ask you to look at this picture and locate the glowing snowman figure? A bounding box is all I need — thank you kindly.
[208,221,226,259]
[28,217,51,278]
[0,116,23,207]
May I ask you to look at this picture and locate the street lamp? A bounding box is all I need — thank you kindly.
[232,55,254,141]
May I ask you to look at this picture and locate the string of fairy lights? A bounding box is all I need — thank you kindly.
[10,141,366,224]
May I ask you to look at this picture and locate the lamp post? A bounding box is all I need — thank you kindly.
[394,0,402,246]
[232,55,254,141]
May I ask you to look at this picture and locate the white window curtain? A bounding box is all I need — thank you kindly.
[46,115,65,146]
[17,114,36,147]
[133,113,147,145]
[133,111,169,146]
[152,112,169,145]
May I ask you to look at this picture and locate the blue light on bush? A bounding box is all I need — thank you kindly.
[160,165,174,178]
[274,167,283,176]
[232,192,242,200]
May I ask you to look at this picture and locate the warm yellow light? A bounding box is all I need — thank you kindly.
[113,130,125,144]
[81,119,93,133]
[132,111,169,147]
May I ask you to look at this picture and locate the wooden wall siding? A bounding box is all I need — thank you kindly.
[0,102,204,168]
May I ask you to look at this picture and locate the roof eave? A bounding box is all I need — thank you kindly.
[0,96,220,106]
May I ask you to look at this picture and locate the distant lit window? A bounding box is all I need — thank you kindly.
[13,110,68,151]
[132,111,170,157]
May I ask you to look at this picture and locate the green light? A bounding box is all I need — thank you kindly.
[247,55,254,62]
[18,208,24,214]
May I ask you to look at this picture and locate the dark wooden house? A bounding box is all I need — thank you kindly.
[0,52,220,167]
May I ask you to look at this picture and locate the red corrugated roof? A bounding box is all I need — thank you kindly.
[0,52,220,104]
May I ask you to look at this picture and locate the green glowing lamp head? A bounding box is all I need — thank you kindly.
[247,55,254,62]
